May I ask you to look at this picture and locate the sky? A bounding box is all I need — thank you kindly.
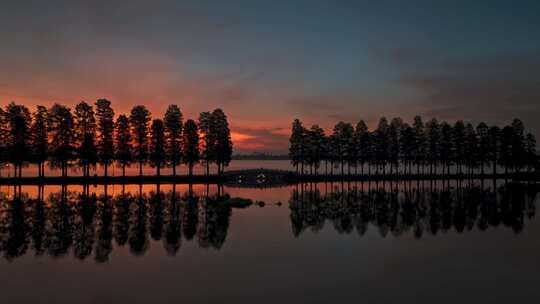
[1,0,539,153]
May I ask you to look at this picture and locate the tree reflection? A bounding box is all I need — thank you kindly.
[289,181,538,238]
[0,184,233,262]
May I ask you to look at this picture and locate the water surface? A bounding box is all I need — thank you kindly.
[0,180,538,303]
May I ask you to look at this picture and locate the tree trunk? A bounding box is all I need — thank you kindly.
[139,160,143,177]
[157,164,161,177]
[122,164,126,177]
[172,161,176,176]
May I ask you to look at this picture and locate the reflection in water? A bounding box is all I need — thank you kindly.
[0,185,231,262]
[0,181,538,262]
[289,181,538,238]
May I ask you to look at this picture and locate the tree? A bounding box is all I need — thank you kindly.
[332,122,354,175]
[149,119,166,176]
[476,122,490,174]
[439,122,453,175]
[289,119,306,174]
[306,125,325,175]
[511,118,526,172]
[96,99,115,177]
[487,126,500,175]
[212,109,233,175]
[464,123,478,175]
[182,119,200,177]
[47,104,76,177]
[114,115,133,177]
[399,123,415,175]
[5,102,32,177]
[499,125,514,174]
[388,118,403,175]
[164,105,183,176]
[412,116,426,175]
[374,118,389,174]
[130,105,151,177]
[199,111,215,176]
[74,101,97,177]
[452,120,466,174]
[0,108,7,175]
[425,118,441,175]
[524,133,537,172]
[354,120,370,175]
[30,106,49,178]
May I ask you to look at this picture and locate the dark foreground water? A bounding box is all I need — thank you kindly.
[0,180,538,304]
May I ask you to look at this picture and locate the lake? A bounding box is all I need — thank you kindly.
[0,180,538,303]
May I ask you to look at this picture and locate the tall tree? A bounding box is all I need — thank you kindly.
[374,118,389,174]
[199,111,215,176]
[524,133,537,172]
[400,123,415,175]
[388,118,403,175]
[5,102,32,177]
[452,120,466,174]
[212,109,233,175]
[499,125,514,174]
[75,101,97,177]
[476,122,490,174]
[464,123,478,175]
[487,126,501,175]
[439,122,453,175]
[289,119,306,174]
[30,106,49,178]
[511,118,526,172]
[47,104,76,177]
[96,99,115,177]
[332,121,354,175]
[0,108,7,175]
[425,118,441,175]
[182,119,200,177]
[412,116,426,175]
[354,120,370,175]
[114,115,133,177]
[149,119,166,176]
[130,105,151,177]
[164,105,183,176]
[306,125,325,175]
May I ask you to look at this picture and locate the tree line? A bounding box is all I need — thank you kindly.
[0,101,233,178]
[289,116,538,176]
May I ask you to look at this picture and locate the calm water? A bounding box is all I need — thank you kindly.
[0,180,538,303]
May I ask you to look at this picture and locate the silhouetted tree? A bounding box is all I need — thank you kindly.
[500,125,514,174]
[182,119,200,177]
[511,118,526,172]
[354,120,370,175]
[74,101,97,177]
[130,105,151,177]
[212,109,233,175]
[476,122,490,174]
[96,99,115,177]
[412,116,426,175]
[199,111,215,176]
[524,133,537,172]
[164,105,183,176]
[289,119,306,174]
[306,125,325,175]
[374,118,389,174]
[464,123,479,175]
[30,106,48,178]
[114,115,133,177]
[400,123,415,175]
[4,102,31,177]
[487,126,501,175]
[149,119,166,176]
[439,122,453,175]
[47,104,76,177]
[426,118,441,175]
[388,118,403,175]
[452,120,466,174]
